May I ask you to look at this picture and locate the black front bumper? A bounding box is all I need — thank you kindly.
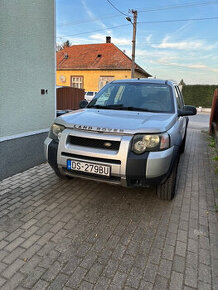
[47,140,180,187]
[47,140,60,176]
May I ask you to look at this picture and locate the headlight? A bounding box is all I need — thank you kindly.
[49,123,65,141]
[132,133,170,154]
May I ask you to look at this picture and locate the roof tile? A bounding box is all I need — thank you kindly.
[56,43,151,76]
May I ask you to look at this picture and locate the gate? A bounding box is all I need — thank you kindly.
[56,87,85,110]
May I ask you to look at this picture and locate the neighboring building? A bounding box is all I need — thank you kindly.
[0,0,55,180]
[56,37,151,92]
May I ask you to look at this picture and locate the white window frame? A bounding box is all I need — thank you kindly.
[71,76,83,89]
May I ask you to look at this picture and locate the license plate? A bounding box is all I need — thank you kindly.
[67,160,111,177]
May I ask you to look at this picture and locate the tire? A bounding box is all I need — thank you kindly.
[181,119,189,154]
[156,154,179,200]
[53,167,73,180]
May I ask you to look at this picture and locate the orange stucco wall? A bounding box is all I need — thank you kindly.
[56,70,147,92]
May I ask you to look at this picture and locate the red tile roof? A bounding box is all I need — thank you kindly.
[57,43,151,77]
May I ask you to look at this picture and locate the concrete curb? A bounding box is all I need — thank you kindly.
[197,107,211,113]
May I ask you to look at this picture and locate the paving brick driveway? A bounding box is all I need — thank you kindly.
[0,125,217,289]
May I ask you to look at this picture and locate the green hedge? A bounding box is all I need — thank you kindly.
[182,85,218,108]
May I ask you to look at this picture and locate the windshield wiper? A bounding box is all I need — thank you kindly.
[88,105,159,113]
[120,107,159,113]
[88,104,124,110]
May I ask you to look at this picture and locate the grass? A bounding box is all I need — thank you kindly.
[206,134,218,212]
[209,139,216,148]
[213,155,218,162]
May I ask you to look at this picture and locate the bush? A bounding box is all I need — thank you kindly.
[182,85,218,108]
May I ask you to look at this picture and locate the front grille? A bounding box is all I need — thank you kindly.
[68,136,120,151]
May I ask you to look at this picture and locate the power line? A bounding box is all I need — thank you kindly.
[142,40,217,45]
[138,16,218,24]
[57,0,218,27]
[105,0,129,17]
[56,16,218,38]
[57,14,121,27]
[56,34,217,44]
[137,0,218,13]
[56,37,218,49]
[56,23,131,38]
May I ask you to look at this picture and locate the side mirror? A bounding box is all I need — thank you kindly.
[79,99,88,109]
[178,105,197,116]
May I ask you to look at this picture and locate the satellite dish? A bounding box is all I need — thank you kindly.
[59,75,66,82]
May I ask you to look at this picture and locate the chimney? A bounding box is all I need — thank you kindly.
[106,36,111,43]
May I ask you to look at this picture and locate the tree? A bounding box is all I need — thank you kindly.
[63,40,71,48]
[56,40,71,51]
[56,42,62,51]
[179,79,186,86]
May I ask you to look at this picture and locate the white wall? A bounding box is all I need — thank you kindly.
[0,0,55,138]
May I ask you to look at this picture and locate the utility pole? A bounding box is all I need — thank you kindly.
[131,10,137,78]
[126,9,137,78]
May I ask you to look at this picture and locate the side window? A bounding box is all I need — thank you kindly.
[174,86,182,109]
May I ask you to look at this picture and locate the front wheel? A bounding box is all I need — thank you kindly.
[53,167,73,180]
[156,154,179,200]
[180,131,187,154]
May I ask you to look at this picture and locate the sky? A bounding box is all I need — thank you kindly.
[56,0,218,84]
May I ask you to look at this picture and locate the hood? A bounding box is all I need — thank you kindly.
[55,108,177,134]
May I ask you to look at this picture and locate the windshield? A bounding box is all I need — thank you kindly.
[87,83,175,113]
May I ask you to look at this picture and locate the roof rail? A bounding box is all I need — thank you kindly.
[165,80,177,85]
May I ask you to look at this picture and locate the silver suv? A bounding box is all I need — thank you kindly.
[44,79,196,200]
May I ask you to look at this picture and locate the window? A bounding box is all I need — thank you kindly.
[71,76,83,89]
[94,85,114,106]
[98,76,114,90]
[88,82,174,113]
[114,86,125,104]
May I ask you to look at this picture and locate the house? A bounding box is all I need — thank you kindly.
[0,0,55,180]
[56,36,151,92]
